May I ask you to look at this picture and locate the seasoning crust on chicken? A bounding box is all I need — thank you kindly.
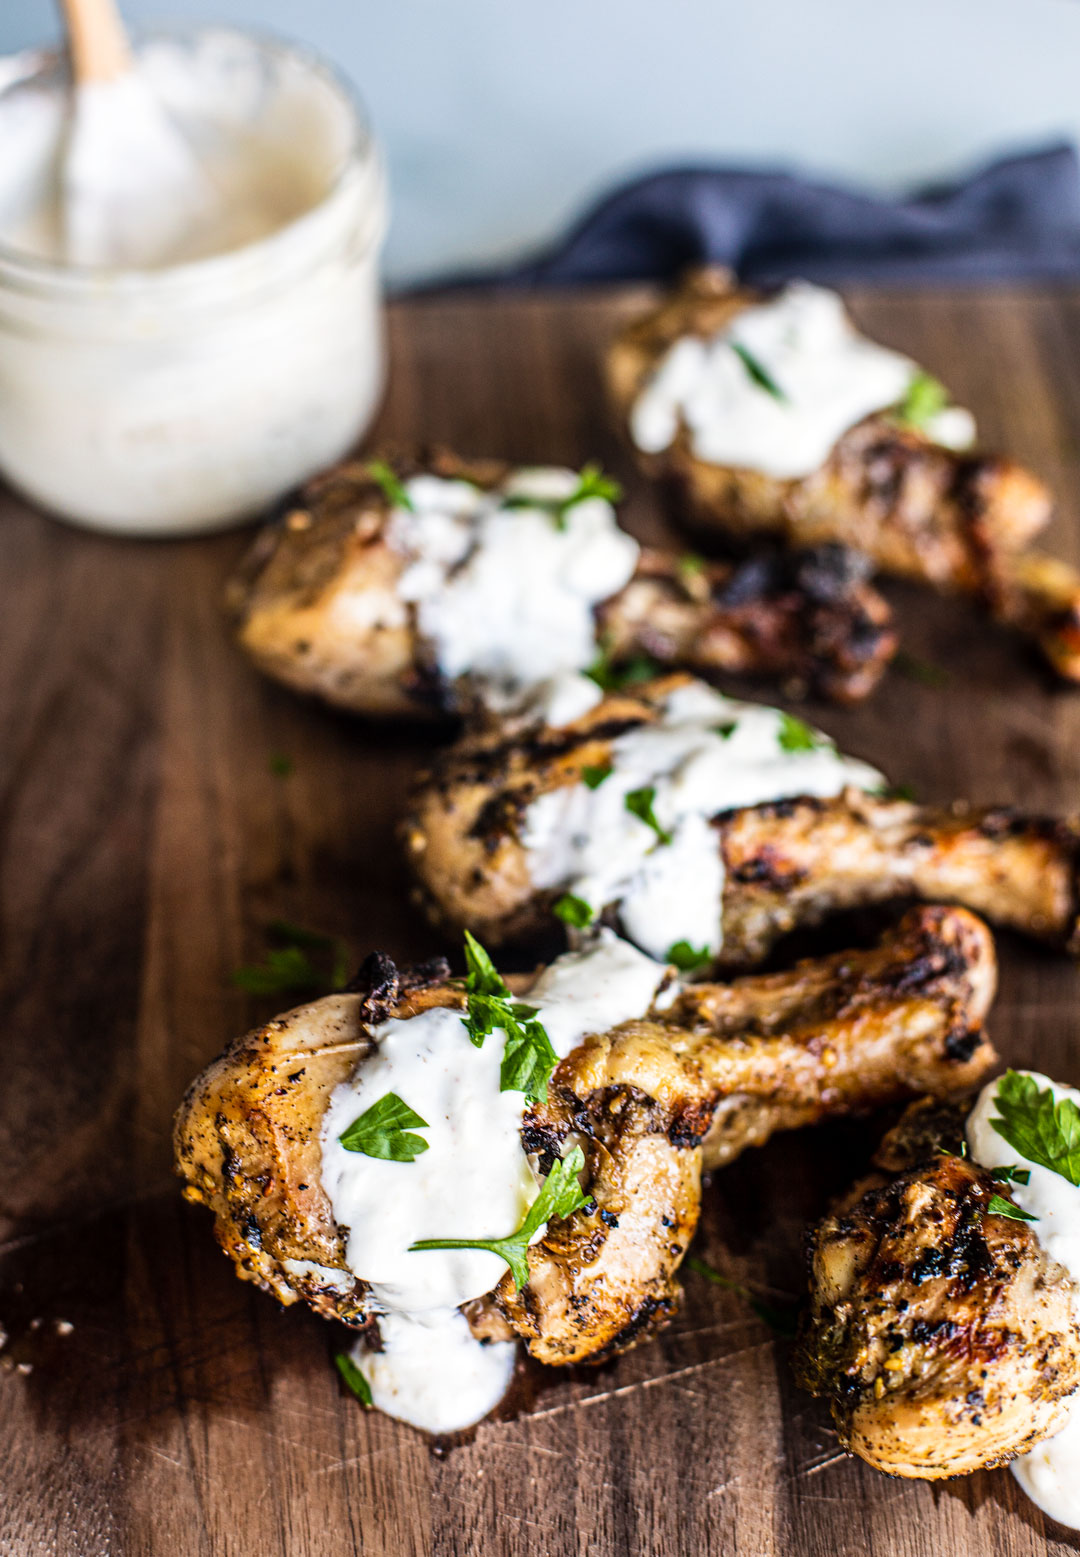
[607,268,1080,680]
[402,675,1080,964]
[226,452,896,713]
[174,908,996,1368]
[795,1097,1080,1478]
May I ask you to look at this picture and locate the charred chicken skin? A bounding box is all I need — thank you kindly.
[226,452,896,713]
[607,268,1080,680]
[796,1097,1080,1478]
[403,676,1080,967]
[175,907,996,1369]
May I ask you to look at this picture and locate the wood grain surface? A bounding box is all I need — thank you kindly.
[3,286,1080,1557]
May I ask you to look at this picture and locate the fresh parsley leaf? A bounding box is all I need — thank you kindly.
[991,1164,1031,1185]
[686,1254,798,1336]
[500,1012,560,1102]
[503,464,622,530]
[986,1193,1038,1223]
[730,341,787,401]
[667,940,712,972]
[553,892,595,928]
[624,785,673,846]
[991,1071,1080,1187]
[776,711,829,754]
[367,459,414,512]
[714,721,738,740]
[461,989,510,1048]
[409,1146,590,1291]
[893,650,951,689]
[581,763,613,790]
[460,932,559,1101]
[896,371,949,431]
[232,921,350,996]
[463,929,508,1000]
[585,644,661,692]
[269,753,293,778]
[334,1350,373,1406]
[562,462,622,512]
[339,1092,429,1162]
[678,552,706,579]
[891,782,918,803]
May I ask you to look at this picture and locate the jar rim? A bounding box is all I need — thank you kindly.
[0,23,384,296]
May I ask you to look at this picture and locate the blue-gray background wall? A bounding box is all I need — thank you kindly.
[3,0,1076,285]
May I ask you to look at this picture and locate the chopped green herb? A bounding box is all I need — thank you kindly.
[334,1350,373,1406]
[986,1193,1038,1223]
[686,1254,798,1336]
[678,553,707,579]
[585,643,661,692]
[499,1015,560,1103]
[713,721,738,741]
[232,920,350,996]
[582,762,613,790]
[896,371,949,431]
[991,1164,1031,1186]
[893,650,951,689]
[891,782,918,803]
[776,711,829,754]
[503,463,622,530]
[367,459,414,512]
[562,462,622,512]
[667,940,712,972]
[409,1146,589,1292]
[338,1092,430,1162]
[460,931,559,1102]
[268,753,293,778]
[991,1070,1080,1187]
[730,341,787,401]
[463,929,506,1000]
[553,893,595,929]
[624,785,673,846]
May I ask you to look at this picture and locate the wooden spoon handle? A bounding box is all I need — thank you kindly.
[59,0,132,83]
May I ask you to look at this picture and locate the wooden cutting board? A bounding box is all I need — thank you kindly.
[3,286,1080,1557]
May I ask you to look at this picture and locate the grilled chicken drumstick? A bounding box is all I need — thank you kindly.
[796,1095,1080,1479]
[175,908,996,1379]
[607,268,1079,681]
[404,676,1080,968]
[226,453,896,714]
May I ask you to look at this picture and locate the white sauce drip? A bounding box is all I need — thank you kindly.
[630,282,975,480]
[387,470,639,711]
[966,1072,1080,1530]
[522,679,882,962]
[321,930,669,1433]
[0,36,337,268]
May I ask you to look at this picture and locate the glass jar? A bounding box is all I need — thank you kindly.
[0,29,388,535]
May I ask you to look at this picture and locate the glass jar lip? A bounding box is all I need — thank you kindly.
[0,23,384,296]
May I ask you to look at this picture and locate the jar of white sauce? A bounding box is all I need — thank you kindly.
[0,29,387,535]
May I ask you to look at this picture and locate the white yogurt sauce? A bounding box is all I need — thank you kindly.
[630,282,974,479]
[322,930,669,1432]
[522,678,882,962]
[387,469,639,710]
[966,1072,1080,1529]
[0,31,386,534]
[0,36,339,268]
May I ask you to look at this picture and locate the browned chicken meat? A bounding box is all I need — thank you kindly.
[403,675,1080,967]
[175,907,996,1371]
[796,1096,1080,1478]
[226,452,896,712]
[607,268,1080,681]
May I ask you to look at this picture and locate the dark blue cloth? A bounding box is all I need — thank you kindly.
[431,144,1080,289]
